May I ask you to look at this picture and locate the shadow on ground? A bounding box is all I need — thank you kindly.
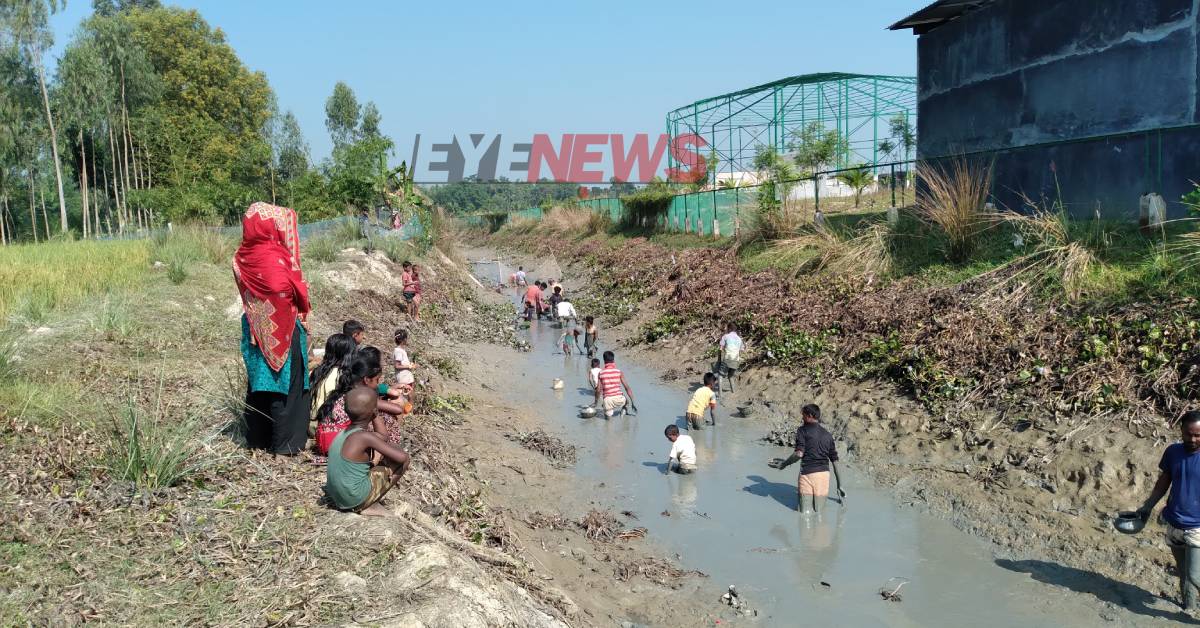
[995,558,1196,624]
[744,474,796,511]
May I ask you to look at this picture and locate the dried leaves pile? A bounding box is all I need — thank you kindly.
[501,229,1200,430]
[507,430,577,466]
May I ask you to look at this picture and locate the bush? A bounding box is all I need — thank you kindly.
[167,256,188,284]
[107,399,213,490]
[303,235,340,263]
[914,158,994,263]
[621,187,674,229]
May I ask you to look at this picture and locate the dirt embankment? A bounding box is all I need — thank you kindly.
[309,246,718,627]
[483,232,1191,605]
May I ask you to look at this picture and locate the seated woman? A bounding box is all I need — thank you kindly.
[314,348,409,457]
[309,333,357,439]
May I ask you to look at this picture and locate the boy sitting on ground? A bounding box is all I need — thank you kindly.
[664,424,697,474]
[325,387,412,516]
[686,372,719,429]
[343,319,366,346]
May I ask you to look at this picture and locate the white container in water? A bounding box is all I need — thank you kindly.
[551,378,564,390]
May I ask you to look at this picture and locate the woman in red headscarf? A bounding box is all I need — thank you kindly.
[234,202,312,455]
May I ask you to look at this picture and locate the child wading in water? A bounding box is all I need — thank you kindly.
[589,358,601,390]
[325,387,412,516]
[664,424,697,474]
[559,325,581,355]
[686,372,719,429]
[583,316,599,358]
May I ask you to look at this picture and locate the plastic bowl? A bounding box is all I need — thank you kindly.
[1113,511,1146,535]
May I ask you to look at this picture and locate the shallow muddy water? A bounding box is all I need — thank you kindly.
[470,263,1184,626]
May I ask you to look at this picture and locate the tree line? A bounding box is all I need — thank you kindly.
[0,0,402,244]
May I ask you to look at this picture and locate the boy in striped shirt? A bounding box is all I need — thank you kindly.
[594,350,638,418]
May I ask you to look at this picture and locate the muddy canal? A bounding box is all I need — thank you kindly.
[469,260,1184,627]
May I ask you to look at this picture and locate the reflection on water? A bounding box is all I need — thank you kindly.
[467,262,1172,628]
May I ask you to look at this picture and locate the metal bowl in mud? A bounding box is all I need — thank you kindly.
[1113,511,1146,535]
[579,407,597,419]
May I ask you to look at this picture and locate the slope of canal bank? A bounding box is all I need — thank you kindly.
[458,242,1198,626]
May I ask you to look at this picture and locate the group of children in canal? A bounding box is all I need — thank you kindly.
[516,273,844,513]
[313,273,844,518]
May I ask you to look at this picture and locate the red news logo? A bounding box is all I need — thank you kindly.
[526,133,708,183]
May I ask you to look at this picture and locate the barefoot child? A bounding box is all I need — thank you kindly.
[558,326,580,355]
[583,316,599,358]
[664,424,697,474]
[393,328,417,389]
[588,358,601,390]
[325,387,411,516]
[686,373,719,429]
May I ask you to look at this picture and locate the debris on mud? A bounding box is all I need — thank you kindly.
[506,430,577,466]
[880,577,909,602]
[614,557,706,586]
[580,509,621,542]
[763,420,797,446]
[526,512,571,531]
[616,527,648,540]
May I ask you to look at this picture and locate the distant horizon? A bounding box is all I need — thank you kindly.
[48,0,928,179]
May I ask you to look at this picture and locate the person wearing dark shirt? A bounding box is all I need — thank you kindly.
[771,404,844,513]
[1137,411,1200,613]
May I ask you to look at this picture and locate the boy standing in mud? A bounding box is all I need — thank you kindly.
[771,404,844,513]
[1136,411,1200,613]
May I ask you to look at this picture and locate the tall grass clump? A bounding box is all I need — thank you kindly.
[94,297,134,340]
[759,222,893,279]
[914,158,995,262]
[331,216,365,247]
[0,239,149,322]
[150,226,235,266]
[0,329,19,385]
[303,235,340,263]
[107,396,216,490]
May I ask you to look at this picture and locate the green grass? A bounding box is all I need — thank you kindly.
[107,393,218,490]
[0,239,149,322]
[737,209,1200,303]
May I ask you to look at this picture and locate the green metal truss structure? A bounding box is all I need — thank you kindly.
[666,72,917,176]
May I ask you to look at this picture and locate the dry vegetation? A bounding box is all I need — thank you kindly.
[0,228,552,624]
[486,170,1200,428]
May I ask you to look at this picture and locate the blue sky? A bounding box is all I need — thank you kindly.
[48,1,930,179]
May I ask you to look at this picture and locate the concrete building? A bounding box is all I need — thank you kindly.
[891,0,1200,217]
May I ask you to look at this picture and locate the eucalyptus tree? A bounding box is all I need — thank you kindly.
[325,82,360,149]
[1,0,69,233]
[56,38,113,236]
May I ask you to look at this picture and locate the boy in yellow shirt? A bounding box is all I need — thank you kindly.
[686,372,719,429]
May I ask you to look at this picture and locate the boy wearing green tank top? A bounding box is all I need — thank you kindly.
[325,387,412,516]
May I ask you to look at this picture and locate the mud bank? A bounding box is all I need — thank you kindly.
[314,246,718,627]
[469,241,1199,626]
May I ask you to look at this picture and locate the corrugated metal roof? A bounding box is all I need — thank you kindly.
[889,0,993,33]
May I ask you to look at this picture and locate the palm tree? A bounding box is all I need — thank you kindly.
[835,166,874,209]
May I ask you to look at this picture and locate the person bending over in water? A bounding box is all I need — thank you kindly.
[771,404,844,513]
[664,424,697,474]
[595,350,638,418]
[685,372,718,430]
[324,387,411,516]
[1136,410,1200,614]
